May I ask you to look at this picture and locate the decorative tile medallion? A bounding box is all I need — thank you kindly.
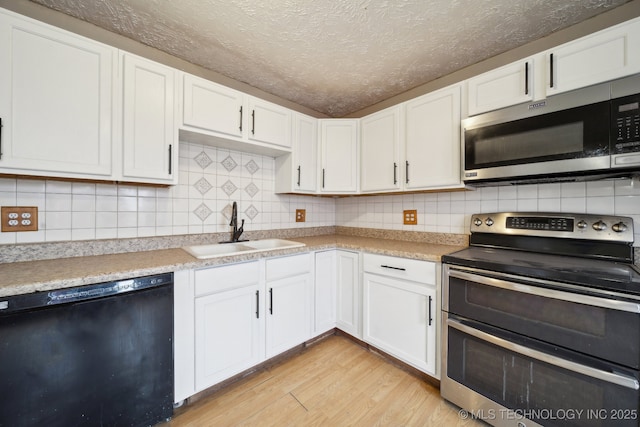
[221,203,233,221]
[194,177,213,195]
[194,151,213,169]
[221,180,238,196]
[244,204,259,220]
[245,182,259,198]
[193,203,213,221]
[221,155,238,172]
[245,159,259,175]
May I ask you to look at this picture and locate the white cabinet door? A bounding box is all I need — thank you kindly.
[248,97,292,148]
[182,73,245,139]
[547,17,640,96]
[335,250,361,338]
[404,84,462,190]
[363,272,437,375]
[274,112,317,193]
[265,273,313,358]
[0,10,115,179]
[120,53,177,184]
[194,283,262,391]
[360,106,401,192]
[467,59,534,116]
[174,270,195,403]
[314,250,337,335]
[319,119,359,193]
[293,113,318,192]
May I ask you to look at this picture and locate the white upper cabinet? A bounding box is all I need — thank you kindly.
[247,97,292,148]
[275,112,318,194]
[0,9,116,180]
[120,52,177,184]
[182,73,245,139]
[467,58,535,116]
[546,17,640,96]
[360,105,402,193]
[404,84,462,190]
[319,119,359,193]
[180,73,292,155]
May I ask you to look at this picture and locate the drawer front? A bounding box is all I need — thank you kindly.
[195,261,260,296]
[265,253,311,281]
[363,253,435,285]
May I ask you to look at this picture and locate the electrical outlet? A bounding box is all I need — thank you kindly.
[296,209,306,222]
[403,209,417,225]
[1,206,38,232]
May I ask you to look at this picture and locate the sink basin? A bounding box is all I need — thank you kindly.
[243,239,305,250]
[182,239,305,259]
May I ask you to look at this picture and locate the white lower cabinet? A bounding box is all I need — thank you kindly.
[264,253,313,358]
[362,253,438,376]
[180,253,312,397]
[193,261,263,392]
[335,250,362,339]
[314,250,337,335]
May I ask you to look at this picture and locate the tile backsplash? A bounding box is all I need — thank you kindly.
[336,178,640,246]
[0,142,335,245]
[0,142,639,247]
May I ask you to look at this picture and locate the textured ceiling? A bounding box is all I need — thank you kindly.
[28,0,632,117]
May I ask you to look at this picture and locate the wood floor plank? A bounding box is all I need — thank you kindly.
[164,335,485,426]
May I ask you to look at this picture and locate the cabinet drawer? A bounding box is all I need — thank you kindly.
[265,253,311,281]
[195,261,260,296]
[363,253,435,285]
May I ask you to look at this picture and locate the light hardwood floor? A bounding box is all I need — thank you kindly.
[164,335,485,426]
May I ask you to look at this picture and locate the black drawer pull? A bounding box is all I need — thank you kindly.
[381,265,406,271]
[428,295,433,326]
[255,290,259,318]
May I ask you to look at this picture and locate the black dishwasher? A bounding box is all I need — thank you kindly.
[0,273,174,427]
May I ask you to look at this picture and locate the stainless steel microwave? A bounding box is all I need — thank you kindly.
[463,74,640,185]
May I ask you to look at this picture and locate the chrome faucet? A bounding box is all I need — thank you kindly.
[229,201,244,242]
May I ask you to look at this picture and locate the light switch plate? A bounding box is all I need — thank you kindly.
[403,209,417,225]
[1,206,39,232]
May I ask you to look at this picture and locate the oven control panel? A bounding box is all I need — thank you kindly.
[471,212,634,242]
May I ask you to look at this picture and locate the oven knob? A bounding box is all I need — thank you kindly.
[485,218,494,226]
[577,220,588,229]
[612,222,628,232]
[592,220,607,231]
[473,218,483,227]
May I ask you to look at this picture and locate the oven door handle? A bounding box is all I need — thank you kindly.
[447,318,640,390]
[448,269,640,314]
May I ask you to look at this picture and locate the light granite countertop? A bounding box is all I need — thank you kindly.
[0,233,467,297]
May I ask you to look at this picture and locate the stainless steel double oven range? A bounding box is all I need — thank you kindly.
[442,212,640,427]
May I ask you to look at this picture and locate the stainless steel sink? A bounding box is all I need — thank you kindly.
[182,239,305,259]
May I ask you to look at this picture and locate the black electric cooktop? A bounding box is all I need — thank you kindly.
[443,246,640,297]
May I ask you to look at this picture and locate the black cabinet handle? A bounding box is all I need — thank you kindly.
[0,117,3,160]
[393,162,397,185]
[524,62,529,95]
[251,110,255,135]
[297,166,301,187]
[239,106,243,132]
[405,161,410,184]
[269,288,273,314]
[255,290,259,318]
[549,53,554,88]
[168,144,173,175]
[381,265,406,271]
[322,168,325,188]
[428,295,433,326]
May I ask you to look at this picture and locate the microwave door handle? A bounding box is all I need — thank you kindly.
[447,318,639,390]
[549,53,554,88]
[524,62,529,95]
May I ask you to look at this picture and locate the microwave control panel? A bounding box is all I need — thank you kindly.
[612,93,640,152]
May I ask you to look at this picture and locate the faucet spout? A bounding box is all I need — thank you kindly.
[229,202,244,242]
